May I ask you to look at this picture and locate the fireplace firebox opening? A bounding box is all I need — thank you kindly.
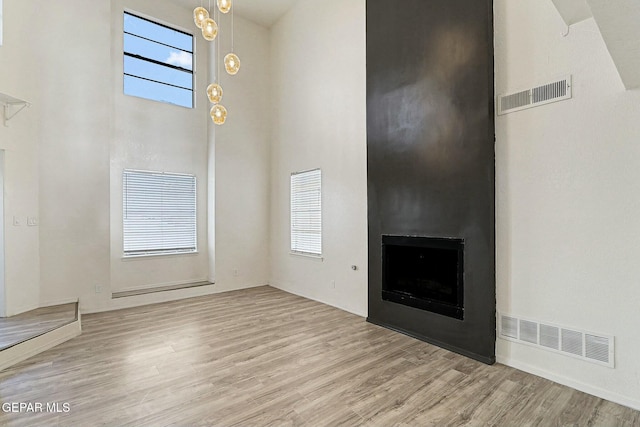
[382,235,464,320]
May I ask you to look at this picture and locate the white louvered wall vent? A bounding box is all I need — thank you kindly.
[499,313,614,368]
[497,75,572,115]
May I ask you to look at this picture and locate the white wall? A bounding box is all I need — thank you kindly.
[267,0,640,410]
[105,2,271,309]
[0,0,3,47]
[0,0,271,315]
[268,0,368,317]
[211,15,271,292]
[35,0,111,310]
[495,0,640,409]
[4,0,637,412]
[0,0,43,316]
[107,0,210,301]
[0,150,5,317]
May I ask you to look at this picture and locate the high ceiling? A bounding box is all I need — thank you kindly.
[173,0,298,28]
[551,0,640,90]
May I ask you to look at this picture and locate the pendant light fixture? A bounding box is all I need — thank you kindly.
[224,4,240,75]
[193,6,209,28]
[201,17,218,41]
[195,0,237,125]
[211,2,227,125]
[217,0,232,14]
[224,53,240,75]
[207,83,223,104]
[210,104,228,125]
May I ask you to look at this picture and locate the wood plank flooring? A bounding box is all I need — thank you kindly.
[0,303,77,350]
[0,286,638,426]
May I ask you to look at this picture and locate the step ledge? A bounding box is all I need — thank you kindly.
[0,304,81,372]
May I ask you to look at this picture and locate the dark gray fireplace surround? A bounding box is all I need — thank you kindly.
[366,0,496,364]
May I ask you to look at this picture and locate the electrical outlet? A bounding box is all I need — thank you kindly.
[95,284,103,294]
[233,269,239,277]
[27,217,38,226]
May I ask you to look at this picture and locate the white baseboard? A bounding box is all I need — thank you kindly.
[38,297,81,308]
[5,301,39,317]
[0,317,81,372]
[497,355,640,411]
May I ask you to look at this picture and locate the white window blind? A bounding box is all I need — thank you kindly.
[291,169,322,256]
[123,169,197,256]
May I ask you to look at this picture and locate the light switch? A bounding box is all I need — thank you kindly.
[13,216,21,226]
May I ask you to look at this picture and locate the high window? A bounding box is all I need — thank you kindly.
[290,169,322,256]
[123,170,197,257]
[123,12,194,108]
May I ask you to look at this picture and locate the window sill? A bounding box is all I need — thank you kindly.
[112,281,213,298]
[122,251,199,261]
[289,251,324,261]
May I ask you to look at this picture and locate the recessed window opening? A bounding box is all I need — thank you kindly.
[123,12,194,108]
[123,169,197,257]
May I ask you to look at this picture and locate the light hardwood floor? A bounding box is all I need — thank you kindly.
[0,286,638,426]
[0,303,77,350]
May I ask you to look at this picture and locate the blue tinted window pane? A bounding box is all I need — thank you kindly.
[124,13,192,52]
[123,12,193,108]
[124,56,192,89]
[124,34,192,72]
[124,75,193,108]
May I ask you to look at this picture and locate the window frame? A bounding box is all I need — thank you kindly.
[290,168,322,257]
[123,11,194,108]
[122,169,198,258]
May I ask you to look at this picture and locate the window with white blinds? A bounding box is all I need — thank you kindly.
[291,169,322,256]
[123,169,197,256]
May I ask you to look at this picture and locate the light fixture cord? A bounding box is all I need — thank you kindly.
[231,3,235,52]
[216,5,221,83]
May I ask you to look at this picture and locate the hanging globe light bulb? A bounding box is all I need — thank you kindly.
[217,0,232,14]
[207,83,223,104]
[224,53,240,75]
[211,104,228,125]
[201,18,218,41]
[193,7,209,28]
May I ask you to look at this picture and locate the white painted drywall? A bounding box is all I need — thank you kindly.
[34,0,112,310]
[267,0,640,409]
[0,150,4,317]
[0,0,3,47]
[268,0,368,317]
[210,15,271,292]
[3,0,637,412]
[108,0,210,301]
[0,0,42,316]
[587,0,640,90]
[495,0,640,409]
[0,0,271,315]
